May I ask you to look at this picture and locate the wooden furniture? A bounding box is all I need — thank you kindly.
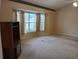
[0,22,21,59]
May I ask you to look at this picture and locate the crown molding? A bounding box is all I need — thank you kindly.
[10,0,56,12]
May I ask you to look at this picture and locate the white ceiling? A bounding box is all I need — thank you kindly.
[22,0,74,10]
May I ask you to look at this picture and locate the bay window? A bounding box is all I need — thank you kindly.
[15,10,46,33]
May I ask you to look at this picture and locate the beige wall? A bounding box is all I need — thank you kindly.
[54,4,78,37]
[0,0,13,21]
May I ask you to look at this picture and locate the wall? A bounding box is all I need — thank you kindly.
[54,4,78,37]
[0,0,13,21]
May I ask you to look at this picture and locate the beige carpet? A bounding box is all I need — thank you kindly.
[19,36,78,59]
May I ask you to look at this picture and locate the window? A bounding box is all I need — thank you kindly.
[40,13,45,31]
[24,12,37,33]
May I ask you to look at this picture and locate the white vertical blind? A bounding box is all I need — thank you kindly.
[16,11,21,22]
[40,13,45,31]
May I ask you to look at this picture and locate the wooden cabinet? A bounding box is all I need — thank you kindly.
[0,22,21,59]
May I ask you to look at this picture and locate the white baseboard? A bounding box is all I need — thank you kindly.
[55,33,78,41]
[52,33,78,41]
[58,33,78,38]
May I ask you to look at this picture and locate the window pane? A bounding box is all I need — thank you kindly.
[24,23,30,32]
[40,22,44,31]
[40,14,45,22]
[24,13,30,22]
[30,13,36,22]
[30,23,36,32]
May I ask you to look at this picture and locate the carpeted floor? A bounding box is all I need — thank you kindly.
[19,36,78,59]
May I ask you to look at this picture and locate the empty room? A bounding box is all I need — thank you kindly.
[0,0,78,59]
